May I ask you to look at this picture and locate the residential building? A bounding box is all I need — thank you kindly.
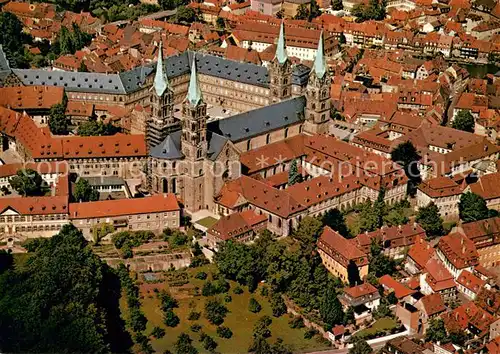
[420,259,457,303]
[436,232,479,278]
[416,177,463,218]
[457,216,500,268]
[69,194,180,240]
[318,226,369,282]
[338,283,380,323]
[206,210,267,250]
[456,270,486,300]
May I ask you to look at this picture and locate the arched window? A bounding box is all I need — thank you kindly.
[197,149,202,159]
[246,139,251,151]
[284,128,289,139]
[266,134,270,144]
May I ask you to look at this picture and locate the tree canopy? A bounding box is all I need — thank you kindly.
[74,178,99,202]
[452,110,475,133]
[322,208,351,238]
[49,103,69,135]
[0,13,30,68]
[332,0,343,10]
[459,192,490,223]
[288,159,302,186]
[416,202,444,237]
[9,169,47,197]
[77,118,120,136]
[0,224,130,352]
[351,0,386,22]
[425,318,447,343]
[349,337,373,354]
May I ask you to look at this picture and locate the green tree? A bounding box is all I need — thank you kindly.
[373,187,387,228]
[322,208,351,238]
[0,224,120,353]
[174,333,198,354]
[391,141,421,185]
[74,178,99,202]
[349,337,373,354]
[294,4,310,19]
[164,309,180,327]
[175,6,196,23]
[452,110,475,133]
[159,290,179,311]
[270,292,287,317]
[249,297,262,313]
[425,318,447,343]
[359,201,378,233]
[459,192,490,223]
[78,61,88,72]
[309,0,321,19]
[77,118,119,136]
[0,13,30,68]
[416,202,444,237]
[216,17,225,29]
[151,326,165,339]
[332,0,343,10]
[9,169,47,197]
[59,26,74,55]
[288,159,302,185]
[373,298,391,319]
[387,291,398,305]
[204,299,228,325]
[369,239,396,277]
[216,326,233,339]
[320,283,344,330]
[48,103,69,135]
[253,315,272,339]
[291,216,323,253]
[200,332,218,352]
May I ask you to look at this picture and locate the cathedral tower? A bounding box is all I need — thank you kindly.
[304,32,332,135]
[269,22,292,103]
[181,54,208,160]
[147,42,177,149]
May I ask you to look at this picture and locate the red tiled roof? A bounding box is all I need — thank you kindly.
[318,226,368,267]
[468,172,500,201]
[437,233,478,270]
[0,196,68,215]
[418,177,463,198]
[344,283,378,299]
[69,194,179,219]
[407,235,435,270]
[207,210,267,241]
[420,293,446,316]
[0,86,64,111]
[442,301,494,334]
[424,259,456,291]
[379,275,416,299]
[456,270,485,295]
[59,134,147,159]
[460,216,500,249]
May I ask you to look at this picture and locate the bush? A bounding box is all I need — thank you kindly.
[270,293,287,317]
[190,324,202,332]
[217,326,233,339]
[289,316,305,329]
[195,271,207,280]
[200,333,218,352]
[224,295,232,303]
[233,286,243,294]
[249,297,262,313]
[188,311,201,321]
[304,329,319,339]
[158,290,178,311]
[204,299,229,325]
[151,326,165,339]
[260,286,268,297]
[163,309,180,327]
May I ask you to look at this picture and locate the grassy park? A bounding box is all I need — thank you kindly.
[124,264,331,353]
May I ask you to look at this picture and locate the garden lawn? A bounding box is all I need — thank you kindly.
[196,217,218,229]
[139,266,331,353]
[354,317,397,338]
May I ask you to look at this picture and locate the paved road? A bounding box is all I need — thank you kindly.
[304,338,390,354]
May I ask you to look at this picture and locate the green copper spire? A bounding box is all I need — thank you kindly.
[186,54,202,107]
[154,42,168,96]
[275,22,288,65]
[314,31,326,79]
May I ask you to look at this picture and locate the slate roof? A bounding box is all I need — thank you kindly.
[150,130,183,159]
[11,50,312,94]
[187,51,269,88]
[208,96,306,142]
[13,69,128,94]
[150,129,228,161]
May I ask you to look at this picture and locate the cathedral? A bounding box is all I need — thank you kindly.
[146,23,332,213]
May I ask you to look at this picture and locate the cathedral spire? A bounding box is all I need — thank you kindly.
[275,21,288,65]
[154,41,168,96]
[313,31,326,79]
[186,54,202,107]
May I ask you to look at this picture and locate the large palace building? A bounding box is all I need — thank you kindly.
[0,23,332,214]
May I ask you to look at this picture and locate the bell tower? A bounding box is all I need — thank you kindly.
[147,42,177,149]
[269,22,292,103]
[304,31,332,135]
[181,54,208,161]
